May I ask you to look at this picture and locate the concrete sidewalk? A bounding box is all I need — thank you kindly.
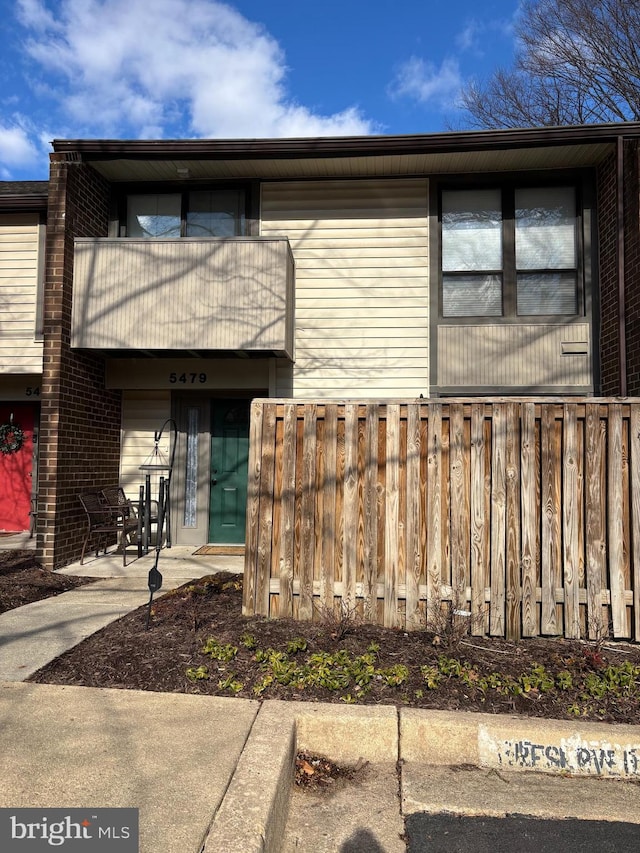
[0,545,243,681]
[1,546,640,852]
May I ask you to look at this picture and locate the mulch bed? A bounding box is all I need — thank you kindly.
[24,569,640,724]
[0,550,95,614]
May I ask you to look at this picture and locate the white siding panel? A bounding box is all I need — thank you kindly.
[120,391,171,500]
[262,179,429,398]
[0,214,43,374]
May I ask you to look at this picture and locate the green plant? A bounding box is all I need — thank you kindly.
[186,665,209,681]
[240,632,257,650]
[420,665,442,689]
[202,638,238,662]
[520,663,555,694]
[286,637,308,655]
[218,674,243,693]
[378,664,409,686]
[557,670,573,690]
[438,655,466,677]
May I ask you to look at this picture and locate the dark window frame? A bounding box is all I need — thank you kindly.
[115,180,259,238]
[437,173,587,325]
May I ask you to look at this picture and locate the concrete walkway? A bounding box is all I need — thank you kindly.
[0,545,639,852]
[0,545,243,681]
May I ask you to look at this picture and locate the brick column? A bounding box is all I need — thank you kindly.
[38,157,122,569]
[622,140,640,395]
[597,151,622,395]
[597,141,640,396]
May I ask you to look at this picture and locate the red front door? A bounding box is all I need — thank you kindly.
[0,405,36,532]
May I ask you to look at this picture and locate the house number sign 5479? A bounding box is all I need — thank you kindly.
[168,372,208,384]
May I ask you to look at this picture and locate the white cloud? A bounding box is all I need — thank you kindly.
[0,121,44,178]
[455,14,517,57]
[389,57,463,108]
[15,0,375,139]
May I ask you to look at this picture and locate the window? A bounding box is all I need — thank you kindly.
[441,185,579,319]
[126,188,246,238]
[127,194,181,238]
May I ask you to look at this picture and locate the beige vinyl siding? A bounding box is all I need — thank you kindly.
[0,214,43,374]
[261,180,429,398]
[71,237,294,356]
[120,391,171,500]
[437,323,592,389]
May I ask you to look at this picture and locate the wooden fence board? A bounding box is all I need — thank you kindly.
[244,398,640,641]
[299,405,316,620]
[256,402,277,618]
[426,404,442,629]
[563,405,581,638]
[343,403,358,611]
[585,403,606,639]
[490,404,506,636]
[363,404,378,621]
[242,399,264,616]
[505,402,521,641]
[406,403,422,629]
[632,405,640,642]
[320,404,337,610]
[450,404,469,615]
[278,403,297,616]
[609,404,627,637]
[384,404,400,627]
[470,404,487,635]
[521,402,537,636]
[540,405,559,635]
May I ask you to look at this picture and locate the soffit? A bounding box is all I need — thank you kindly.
[86,142,615,183]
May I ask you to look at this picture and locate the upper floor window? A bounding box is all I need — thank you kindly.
[441,185,579,319]
[126,188,246,238]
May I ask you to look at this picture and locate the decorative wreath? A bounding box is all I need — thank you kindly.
[0,422,24,455]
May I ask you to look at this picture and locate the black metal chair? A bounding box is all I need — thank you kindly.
[79,491,139,566]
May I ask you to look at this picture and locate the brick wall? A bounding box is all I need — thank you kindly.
[596,141,640,396]
[597,150,620,395]
[623,140,640,395]
[38,157,122,570]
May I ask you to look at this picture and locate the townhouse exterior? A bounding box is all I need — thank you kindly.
[0,181,47,535]
[3,123,640,569]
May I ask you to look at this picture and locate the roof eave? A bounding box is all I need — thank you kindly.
[51,122,640,162]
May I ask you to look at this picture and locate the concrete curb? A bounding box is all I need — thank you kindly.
[203,702,640,852]
[203,703,297,853]
[401,707,640,779]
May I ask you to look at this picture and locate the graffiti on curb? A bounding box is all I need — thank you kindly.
[478,726,640,778]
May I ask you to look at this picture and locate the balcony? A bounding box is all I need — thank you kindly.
[70,237,295,358]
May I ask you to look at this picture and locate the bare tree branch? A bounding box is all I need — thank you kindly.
[460,0,640,128]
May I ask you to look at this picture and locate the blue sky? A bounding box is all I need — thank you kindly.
[0,0,520,180]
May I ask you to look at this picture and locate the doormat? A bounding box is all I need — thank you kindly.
[193,545,245,556]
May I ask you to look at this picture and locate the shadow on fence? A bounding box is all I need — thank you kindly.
[243,398,640,642]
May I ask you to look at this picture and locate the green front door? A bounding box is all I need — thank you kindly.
[209,399,250,544]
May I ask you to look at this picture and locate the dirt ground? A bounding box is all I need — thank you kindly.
[0,552,633,724]
[0,549,94,613]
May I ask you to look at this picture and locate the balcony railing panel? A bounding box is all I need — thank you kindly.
[71,237,294,357]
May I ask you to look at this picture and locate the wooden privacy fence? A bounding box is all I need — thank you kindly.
[242,398,640,642]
